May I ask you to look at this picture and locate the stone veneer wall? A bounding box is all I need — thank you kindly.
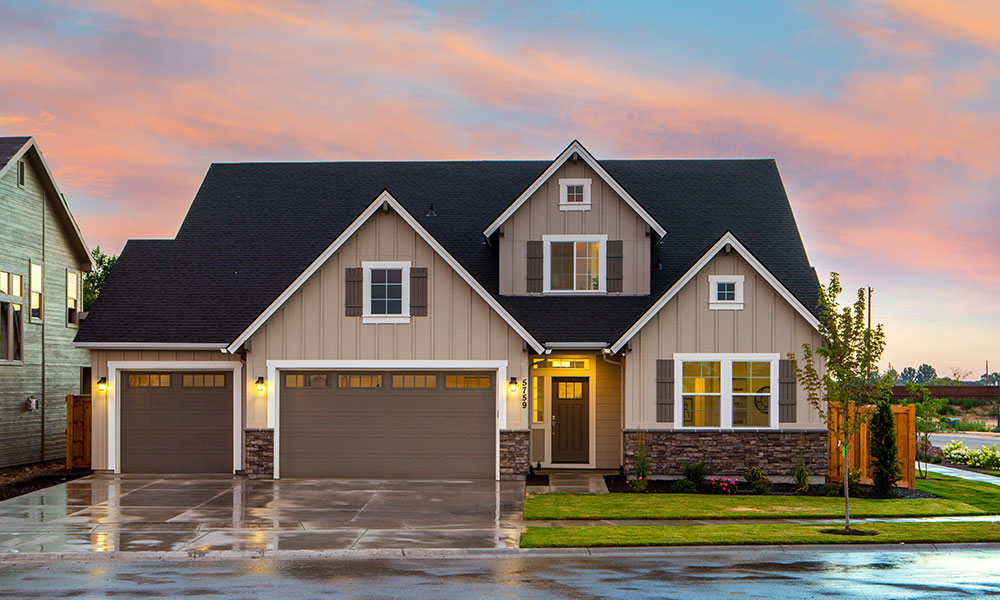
[243,429,274,478]
[623,429,828,479]
[500,430,530,480]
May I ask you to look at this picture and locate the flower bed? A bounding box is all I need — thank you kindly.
[942,440,1000,469]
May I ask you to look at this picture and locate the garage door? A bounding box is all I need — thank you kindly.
[280,371,495,478]
[120,371,232,473]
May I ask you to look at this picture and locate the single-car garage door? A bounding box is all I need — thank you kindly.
[280,371,495,478]
[120,371,233,473]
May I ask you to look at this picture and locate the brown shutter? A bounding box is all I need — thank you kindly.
[410,267,428,316]
[526,240,543,293]
[345,267,363,316]
[607,240,623,293]
[656,359,674,422]
[779,359,797,423]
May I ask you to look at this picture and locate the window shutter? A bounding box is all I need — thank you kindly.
[345,267,363,316]
[607,240,623,293]
[526,240,543,293]
[410,267,428,316]
[656,359,674,422]
[779,359,797,423]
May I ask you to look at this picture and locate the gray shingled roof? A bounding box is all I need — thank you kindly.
[76,158,819,345]
[0,136,30,168]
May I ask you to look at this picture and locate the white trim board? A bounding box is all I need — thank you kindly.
[610,232,821,353]
[226,190,545,354]
[265,359,509,480]
[103,361,244,474]
[483,140,666,238]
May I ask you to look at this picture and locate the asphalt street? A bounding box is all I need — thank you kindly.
[929,432,1000,450]
[2,548,1000,599]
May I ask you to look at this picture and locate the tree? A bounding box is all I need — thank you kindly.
[790,272,892,532]
[981,372,1000,386]
[899,367,917,384]
[83,246,117,312]
[915,363,937,384]
[950,367,972,382]
[900,382,944,479]
[869,399,900,497]
[884,366,899,385]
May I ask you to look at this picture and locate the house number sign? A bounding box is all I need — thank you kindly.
[521,378,528,409]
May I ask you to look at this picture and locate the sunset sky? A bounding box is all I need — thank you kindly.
[1,1,997,376]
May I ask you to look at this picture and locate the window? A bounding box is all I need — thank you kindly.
[29,263,42,320]
[543,235,606,293]
[535,359,589,370]
[66,271,79,325]
[532,376,544,423]
[128,373,171,387]
[708,275,744,310]
[674,354,778,429]
[287,373,331,388]
[445,374,491,389]
[362,261,410,323]
[558,178,591,210]
[337,373,382,388]
[182,373,227,388]
[392,374,438,388]
[17,160,25,187]
[0,272,6,295]
[10,274,21,297]
[0,302,23,361]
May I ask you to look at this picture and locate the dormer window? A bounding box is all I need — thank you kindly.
[543,235,606,293]
[558,178,591,211]
[709,275,744,310]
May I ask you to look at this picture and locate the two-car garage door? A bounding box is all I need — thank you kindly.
[279,371,495,479]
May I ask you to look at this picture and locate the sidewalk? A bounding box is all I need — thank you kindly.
[925,464,1000,487]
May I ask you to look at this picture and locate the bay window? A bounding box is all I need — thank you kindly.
[674,354,778,429]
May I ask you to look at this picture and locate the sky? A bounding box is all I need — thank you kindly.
[1,0,998,377]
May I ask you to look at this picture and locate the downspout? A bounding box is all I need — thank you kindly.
[601,349,624,467]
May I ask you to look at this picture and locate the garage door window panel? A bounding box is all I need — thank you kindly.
[338,373,383,389]
[129,373,171,387]
[391,374,438,389]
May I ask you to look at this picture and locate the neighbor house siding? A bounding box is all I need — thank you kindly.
[624,251,824,430]
[0,154,90,468]
[244,207,530,430]
[499,160,650,295]
[88,349,234,471]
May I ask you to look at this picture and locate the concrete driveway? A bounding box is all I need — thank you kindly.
[0,475,524,554]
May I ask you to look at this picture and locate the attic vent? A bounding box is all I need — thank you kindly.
[16,160,25,187]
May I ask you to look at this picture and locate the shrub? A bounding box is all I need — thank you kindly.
[744,466,766,484]
[629,440,650,493]
[819,482,841,497]
[750,478,773,495]
[847,468,863,496]
[869,400,901,498]
[791,457,810,493]
[682,460,709,486]
[707,477,737,494]
[942,441,1000,469]
[671,479,696,493]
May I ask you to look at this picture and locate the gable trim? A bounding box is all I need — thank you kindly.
[609,232,820,354]
[226,190,546,354]
[482,140,667,238]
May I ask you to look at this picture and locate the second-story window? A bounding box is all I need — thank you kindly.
[66,271,79,325]
[30,263,42,321]
[0,271,24,362]
[543,235,606,293]
[362,261,410,324]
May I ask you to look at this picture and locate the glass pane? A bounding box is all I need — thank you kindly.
[682,395,720,427]
[550,242,574,290]
[372,269,386,283]
[30,264,42,292]
[733,395,770,427]
[532,376,544,422]
[67,272,78,300]
[11,274,21,296]
[681,361,721,394]
[386,269,402,284]
[161,374,170,386]
[0,272,7,294]
[386,299,402,314]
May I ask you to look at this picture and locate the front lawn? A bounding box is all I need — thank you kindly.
[916,472,1000,513]
[520,521,1000,548]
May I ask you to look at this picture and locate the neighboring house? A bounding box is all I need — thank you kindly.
[0,136,93,468]
[75,141,827,480]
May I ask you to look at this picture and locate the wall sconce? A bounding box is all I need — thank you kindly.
[97,377,108,392]
[508,377,518,393]
[255,377,266,392]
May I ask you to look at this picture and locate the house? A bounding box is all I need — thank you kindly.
[74,141,827,480]
[0,136,93,468]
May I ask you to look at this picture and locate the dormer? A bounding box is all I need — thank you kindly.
[486,141,665,296]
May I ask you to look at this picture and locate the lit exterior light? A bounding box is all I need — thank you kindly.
[255,376,266,392]
[508,377,518,393]
[96,377,107,392]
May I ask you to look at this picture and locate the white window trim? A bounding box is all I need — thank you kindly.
[558,178,592,211]
[673,353,779,430]
[361,260,410,324]
[542,234,607,294]
[708,274,744,310]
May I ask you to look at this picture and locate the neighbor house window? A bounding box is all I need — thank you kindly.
[558,178,591,210]
[532,376,544,423]
[29,263,42,320]
[0,302,23,362]
[362,261,410,324]
[66,271,79,325]
[708,275,744,310]
[543,235,606,293]
[674,354,778,429]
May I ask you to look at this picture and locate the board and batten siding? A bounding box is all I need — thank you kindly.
[0,153,91,468]
[595,354,623,469]
[88,349,235,471]
[498,160,650,295]
[624,251,824,430]
[245,208,530,430]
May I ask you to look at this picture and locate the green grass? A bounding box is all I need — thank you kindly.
[520,521,1000,548]
[916,472,1000,513]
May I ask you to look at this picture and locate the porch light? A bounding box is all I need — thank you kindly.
[508,377,518,393]
[96,377,107,392]
[255,376,266,392]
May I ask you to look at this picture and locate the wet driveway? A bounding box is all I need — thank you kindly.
[0,475,524,553]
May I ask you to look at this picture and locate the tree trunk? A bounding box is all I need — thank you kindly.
[843,410,851,531]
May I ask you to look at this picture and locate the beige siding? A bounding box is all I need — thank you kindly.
[595,354,623,469]
[624,251,824,429]
[0,153,91,467]
[245,207,530,430]
[499,160,650,295]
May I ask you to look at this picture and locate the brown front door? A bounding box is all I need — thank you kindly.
[551,377,589,463]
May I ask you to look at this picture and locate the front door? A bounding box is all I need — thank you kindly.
[551,377,589,463]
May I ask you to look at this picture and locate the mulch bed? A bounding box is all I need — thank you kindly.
[603,475,938,499]
[0,460,91,501]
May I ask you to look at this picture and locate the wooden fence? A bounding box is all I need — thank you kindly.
[828,404,916,489]
[66,394,91,469]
